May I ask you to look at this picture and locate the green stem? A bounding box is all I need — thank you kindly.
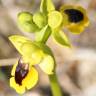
[35,25,51,44]
[49,72,62,96]
[40,32,62,96]
[35,25,62,96]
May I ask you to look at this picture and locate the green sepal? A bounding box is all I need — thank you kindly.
[9,35,30,54]
[48,11,63,29]
[17,12,40,33]
[35,42,55,74]
[35,25,51,43]
[40,0,55,14]
[33,12,47,28]
[9,35,45,65]
[52,30,71,47]
[9,35,41,56]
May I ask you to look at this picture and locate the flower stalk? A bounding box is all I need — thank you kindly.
[49,73,62,96]
[38,24,63,96]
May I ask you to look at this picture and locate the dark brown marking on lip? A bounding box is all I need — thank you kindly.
[15,58,29,85]
[64,9,84,23]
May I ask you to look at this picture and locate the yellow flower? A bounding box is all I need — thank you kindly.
[10,58,38,94]
[9,35,55,94]
[60,5,89,34]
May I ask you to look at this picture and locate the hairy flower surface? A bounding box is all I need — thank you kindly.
[60,5,89,34]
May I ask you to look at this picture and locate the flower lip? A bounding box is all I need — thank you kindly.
[15,58,29,85]
[64,9,84,23]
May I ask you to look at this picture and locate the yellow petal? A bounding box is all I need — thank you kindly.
[60,5,74,11]
[11,63,18,76]
[60,5,86,15]
[68,24,84,34]
[22,67,38,89]
[80,15,90,27]
[39,55,54,74]
[10,77,18,89]
[10,77,25,94]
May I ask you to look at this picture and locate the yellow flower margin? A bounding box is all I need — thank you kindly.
[60,5,89,34]
[9,35,55,94]
[10,62,38,94]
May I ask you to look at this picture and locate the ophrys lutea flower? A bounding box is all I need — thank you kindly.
[60,5,89,34]
[46,4,89,47]
[9,35,55,94]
